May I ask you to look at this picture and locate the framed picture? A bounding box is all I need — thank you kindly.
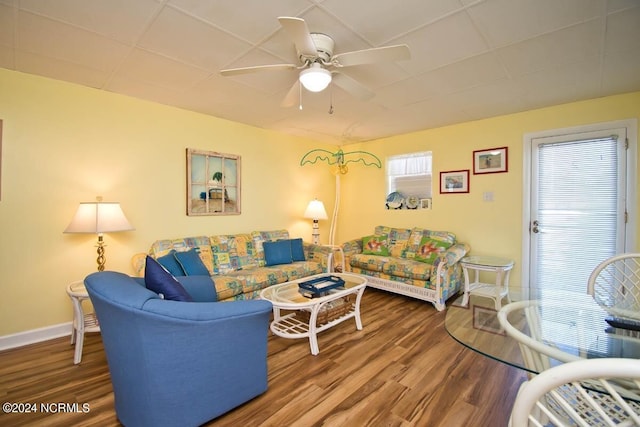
[440,170,469,194]
[473,146,508,174]
[419,198,432,209]
[186,148,241,216]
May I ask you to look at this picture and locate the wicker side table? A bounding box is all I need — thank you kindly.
[66,280,100,364]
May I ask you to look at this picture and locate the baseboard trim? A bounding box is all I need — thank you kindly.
[0,322,71,351]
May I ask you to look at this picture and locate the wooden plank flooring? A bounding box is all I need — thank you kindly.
[0,289,526,426]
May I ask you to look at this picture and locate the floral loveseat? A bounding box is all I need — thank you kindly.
[132,230,332,301]
[341,226,470,311]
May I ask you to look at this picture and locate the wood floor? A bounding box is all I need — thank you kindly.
[0,289,526,427]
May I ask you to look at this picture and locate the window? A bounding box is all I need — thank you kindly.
[386,152,432,208]
[186,148,241,216]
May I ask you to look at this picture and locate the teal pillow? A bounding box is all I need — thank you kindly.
[174,249,210,276]
[156,250,186,276]
[145,256,193,301]
[290,238,305,261]
[264,240,293,266]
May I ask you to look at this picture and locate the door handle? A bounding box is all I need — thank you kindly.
[531,220,540,233]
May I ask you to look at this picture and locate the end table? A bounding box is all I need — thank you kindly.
[460,256,514,310]
[66,280,100,364]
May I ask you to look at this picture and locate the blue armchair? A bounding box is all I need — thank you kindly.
[84,271,273,427]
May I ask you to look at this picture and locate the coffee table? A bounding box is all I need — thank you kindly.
[260,273,367,355]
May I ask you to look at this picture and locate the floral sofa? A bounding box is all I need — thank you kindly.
[132,230,332,301]
[341,226,470,311]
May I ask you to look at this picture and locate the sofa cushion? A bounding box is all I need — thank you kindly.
[276,261,324,281]
[210,234,258,274]
[209,276,244,301]
[290,238,305,262]
[374,225,411,257]
[144,256,193,302]
[362,235,391,256]
[414,236,453,264]
[223,267,289,294]
[350,253,390,271]
[381,257,432,281]
[263,240,293,266]
[156,250,185,276]
[174,248,210,275]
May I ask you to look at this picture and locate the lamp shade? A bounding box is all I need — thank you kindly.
[299,64,332,92]
[304,199,328,220]
[64,201,134,234]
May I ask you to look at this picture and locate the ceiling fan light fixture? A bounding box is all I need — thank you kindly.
[299,63,331,92]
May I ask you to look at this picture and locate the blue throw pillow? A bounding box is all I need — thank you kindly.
[156,250,186,276]
[264,240,293,266]
[145,256,193,301]
[173,249,210,276]
[290,238,305,261]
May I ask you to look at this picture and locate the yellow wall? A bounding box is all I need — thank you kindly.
[339,92,640,285]
[1,66,638,339]
[0,69,336,336]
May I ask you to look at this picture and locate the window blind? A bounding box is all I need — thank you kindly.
[535,136,619,292]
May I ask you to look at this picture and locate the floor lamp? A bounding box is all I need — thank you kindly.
[64,196,134,271]
[300,149,382,246]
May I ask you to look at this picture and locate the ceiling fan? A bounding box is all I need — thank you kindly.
[220,17,411,107]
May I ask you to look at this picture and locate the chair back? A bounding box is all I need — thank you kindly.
[510,358,640,427]
[587,253,640,321]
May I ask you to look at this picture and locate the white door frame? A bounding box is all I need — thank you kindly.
[521,119,638,288]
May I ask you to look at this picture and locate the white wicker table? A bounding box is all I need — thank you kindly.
[260,273,367,355]
[460,255,514,310]
[66,280,100,364]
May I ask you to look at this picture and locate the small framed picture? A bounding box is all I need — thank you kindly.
[440,170,469,194]
[473,146,508,174]
[419,198,432,209]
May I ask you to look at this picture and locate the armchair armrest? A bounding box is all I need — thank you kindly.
[303,242,332,270]
[440,242,471,266]
[340,239,363,273]
[341,238,363,257]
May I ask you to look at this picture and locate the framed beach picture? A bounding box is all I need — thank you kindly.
[473,147,508,174]
[440,170,469,194]
[186,148,241,216]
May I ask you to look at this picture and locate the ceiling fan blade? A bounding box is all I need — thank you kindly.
[220,63,297,76]
[278,17,317,58]
[332,44,411,67]
[332,73,375,101]
[281,80,300,108]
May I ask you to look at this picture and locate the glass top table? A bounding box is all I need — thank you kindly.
[445,287,640,375]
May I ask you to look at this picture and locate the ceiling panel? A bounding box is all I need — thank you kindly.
[1,0,639,143]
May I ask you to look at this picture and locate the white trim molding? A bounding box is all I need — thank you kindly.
[0,322,71,351]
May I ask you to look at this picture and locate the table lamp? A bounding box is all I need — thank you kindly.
[304,199,328,245]
[64,196,134,271]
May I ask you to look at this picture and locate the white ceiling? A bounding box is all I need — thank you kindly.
[1,0,639,143]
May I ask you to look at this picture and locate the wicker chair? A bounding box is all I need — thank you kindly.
[509,358,640,427]
[587,253,640,321]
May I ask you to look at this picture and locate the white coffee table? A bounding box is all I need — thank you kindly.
[260,273,367,355]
